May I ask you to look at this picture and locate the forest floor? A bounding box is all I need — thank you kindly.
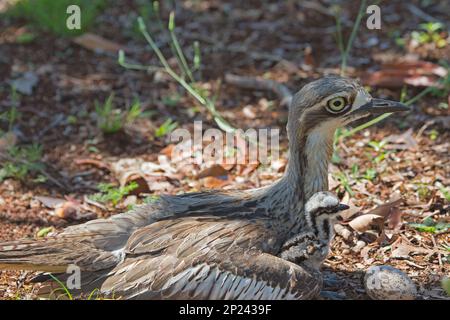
[0,0,449,299]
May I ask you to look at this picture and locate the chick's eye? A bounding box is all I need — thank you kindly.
[326,97,347,113]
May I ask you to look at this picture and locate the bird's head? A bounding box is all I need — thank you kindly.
[287,75,409,139]
[304,191,349,240]
[283,76,409,199]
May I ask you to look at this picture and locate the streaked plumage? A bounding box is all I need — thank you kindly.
[0,76,408,299]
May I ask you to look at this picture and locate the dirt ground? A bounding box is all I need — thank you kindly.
[0,0,449,299]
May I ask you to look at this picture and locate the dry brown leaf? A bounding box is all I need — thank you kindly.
[203,176,230,189]
[361,60,448,88]
[365,197,404,230]
[348,214,384,233]
[391,240,436,259]
[384,128,418,150]
[160,144,175,158]
[74,158,111,171]
[196,164,228,179]
[54,199,96,221]
[123,173,150,195]
[72,33,123,53]
[34,196,65,208]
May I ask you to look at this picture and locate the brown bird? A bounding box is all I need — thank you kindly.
[0,76,408,299]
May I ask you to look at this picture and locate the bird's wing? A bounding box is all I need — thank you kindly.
[100,217,322,300]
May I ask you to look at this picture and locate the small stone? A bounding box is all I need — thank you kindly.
[364,265,417,300]
[29,198,41,209]
[352,240,366,253]
[123,195,137,208]
[11,71,39,95]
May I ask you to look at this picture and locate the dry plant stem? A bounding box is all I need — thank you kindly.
[168,11,195,83]
[224,73,293,107]
[339,0,367,76]
[136,18,235,133]
[431,235,442,266]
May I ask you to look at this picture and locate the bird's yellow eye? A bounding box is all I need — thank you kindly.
[326,97,347,113]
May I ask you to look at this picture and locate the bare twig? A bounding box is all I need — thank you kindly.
[407,4,443,24]
[225,73,293,107]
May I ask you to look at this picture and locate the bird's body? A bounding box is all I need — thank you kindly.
[0,76,408,299]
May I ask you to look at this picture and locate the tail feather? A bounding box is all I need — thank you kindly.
[0,235,121,273]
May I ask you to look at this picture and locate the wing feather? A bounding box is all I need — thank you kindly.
[100,217,321,300]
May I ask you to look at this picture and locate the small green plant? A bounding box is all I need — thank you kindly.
[367,140,390,163]
[36,226,54,238]
[411,22,448,48]
[90,182,138,206]
[15,32,36,44]
[442,277,450,296]
[416,183,431,200]
[118,4,235,133]
[95,95,149,134]
[0,106,20,134]
[430,69,450,98]
[333,0,367,76]
[408,216,450,234]
[7,0,105,36]
[162,93,182,107]
[436,182,450,202]
[0,144,46,183]
[351,164,359,179]
[1,87,21,135]
[428,129,438,140]
[367,140,387,152]
[95,94,122,134]
[48,274,73,300]
[155,118,178,138]
[333,170,354,196]
[362,168,377,181]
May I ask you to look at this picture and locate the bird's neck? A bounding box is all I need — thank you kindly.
[266,123,336,217]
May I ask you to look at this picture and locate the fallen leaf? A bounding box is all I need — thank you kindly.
[196,164,228,179]
[384,128,418,150]
[391,239,438,259]
[72,33,123,54]
[361,60,448,88]
[303,45,316,69]
[203,176,230,189]
[349,214,385,233]
[364,196,404,230]
[160,144,175,158]
[74,158,111,171]
[35,195,65,208]
[122,173,150,195]
[54,199,96,221]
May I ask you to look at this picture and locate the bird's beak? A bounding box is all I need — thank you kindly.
[337,203,350,211]
[359,98,410,114]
